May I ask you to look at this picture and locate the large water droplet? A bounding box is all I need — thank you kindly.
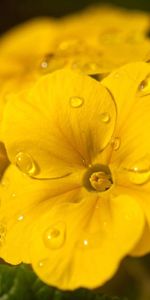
[43,222,66,249]
[125,157,150,185]
[138,74,150,96]
[15,152,37,176]
[100,112,110,123]
[111,137,121,150]
[69,96,84,108]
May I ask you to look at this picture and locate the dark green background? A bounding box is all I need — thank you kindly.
[1,0,150,33]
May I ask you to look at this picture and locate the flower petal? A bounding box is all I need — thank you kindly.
[112,186,150,257]
[131,222,150,256]
[102,62,150,170]
[0,18,57,57]
[0,165,83,264]
[30,194,144,290]
[1,69,116,179]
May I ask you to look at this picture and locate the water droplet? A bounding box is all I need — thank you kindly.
[88,164,92,168]
[100,112,110,123]
[1,178,9,187]
[15,152,37,176]
[17,215,24,221]
[37,258,48,268]
[111,137,121,150]
[56,38,85,55]
[40,53,54,71]
[0,223,6,246]
[83,239,88,246]
[38,261,44,267]
[82,62,99,74]
[41,61,48,69]
[78,232,103,249]
[138,74,150,96]
[69,96,84,108]
[125,157,150,185]
[12,193,16,198]
[43,222,66,249]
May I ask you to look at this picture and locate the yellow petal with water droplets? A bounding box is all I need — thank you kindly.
[1,69,117,179]
[30,194,144,290]
[0,165,83,264]
[102,63,150,174]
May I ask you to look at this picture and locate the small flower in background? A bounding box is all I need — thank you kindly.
[0,5,150,99]
[0,4,150,297]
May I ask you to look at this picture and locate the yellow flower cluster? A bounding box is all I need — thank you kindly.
[0,5,150,290]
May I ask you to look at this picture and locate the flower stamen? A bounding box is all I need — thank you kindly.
[89,171,112,192]
[83,164,113,192]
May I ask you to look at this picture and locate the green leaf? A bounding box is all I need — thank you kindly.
[0,263,127,300]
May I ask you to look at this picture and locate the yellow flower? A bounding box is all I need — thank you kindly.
[0,62,150,289]
[1,5,150,94]
[0,4,149,118]
[43,6,150,74]
[0,17,58,97]
[0,18,58,142]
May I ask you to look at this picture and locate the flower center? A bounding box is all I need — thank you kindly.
[89,171,112,192]
[83,164,113,192]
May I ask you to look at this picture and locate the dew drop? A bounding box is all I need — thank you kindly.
[41,61,48,69]
[83,239,88,246]
[78,232,103,249]
[40,53,54,71]
[1,178,9,187]
[82,62,99,74]
[43,222,66,249]
[111,137,121,150]
[37,258,48,268]
[58,39,80,51]
[88,164,92,168]
[138,74,150,96]
[15,152,37,176]
[125,157,150,185]
[38,261,44,267]
[69,96,84,108]
[100,112,110,123]
[17,215,24,221]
